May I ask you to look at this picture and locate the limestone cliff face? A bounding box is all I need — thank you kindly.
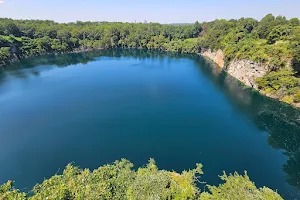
[200,50,300,108]
[200,50,268,89]
[201,49,225,69]
[225,60,268,89]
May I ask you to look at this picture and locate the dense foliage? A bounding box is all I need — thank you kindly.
[0,18,201,62]
[0,159,282,200]
[256,69,300,104]
[0,14,300,104]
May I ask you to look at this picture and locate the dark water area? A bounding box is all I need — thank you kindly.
[0,49,300,199]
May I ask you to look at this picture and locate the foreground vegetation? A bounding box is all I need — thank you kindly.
[0,14,300,105]
[0,159,282,200]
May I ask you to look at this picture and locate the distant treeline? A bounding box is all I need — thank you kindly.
[0,15,299,68]
[0,14,300,104]
[0,19,202,61]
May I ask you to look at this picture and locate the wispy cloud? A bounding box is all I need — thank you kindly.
[0,0,4,4]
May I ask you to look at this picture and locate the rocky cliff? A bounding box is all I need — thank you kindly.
[225,60,268,89]
[200,50,268,89]
[201,49,225,68]
[200,49,300,108]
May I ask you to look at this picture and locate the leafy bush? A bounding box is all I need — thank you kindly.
[164,38,198,53]
[294,92,300,103]
[0,47,10,61]
[200,172,282,200]
[256,69,300,103]
[0,159,282,200]
[0,180,27,200]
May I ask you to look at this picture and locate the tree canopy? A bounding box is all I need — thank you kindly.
[0,159,283,200]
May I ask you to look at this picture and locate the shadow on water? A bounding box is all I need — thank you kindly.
[1,49,300,196]
[194,56,300,192]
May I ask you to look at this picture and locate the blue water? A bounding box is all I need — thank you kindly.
[0,50,299,199]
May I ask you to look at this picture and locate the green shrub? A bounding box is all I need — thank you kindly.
[294,92,300,103]
[0,181,27,200]
[0,47,10,61]
[0,159,283,200]
[256,69,300,104]
[200,172,282,200]
[282,96,294,104]
[256,69,299,91]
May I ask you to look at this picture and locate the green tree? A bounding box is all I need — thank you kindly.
[257,14,276,39]
[200,172,283,200]
[289,18,300,26]
[0,160,283,200]
[1,21,21,36]
[192,21,202,38]
[267,25,293,44]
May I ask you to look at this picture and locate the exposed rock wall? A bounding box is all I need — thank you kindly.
[200,49,300,108]
[200,50,268,89]
[224,60,268,89]
[201,49,225,69]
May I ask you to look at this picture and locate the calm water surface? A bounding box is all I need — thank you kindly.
[0,50,300,199]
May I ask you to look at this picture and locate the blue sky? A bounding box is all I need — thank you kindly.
[0,0,299,23]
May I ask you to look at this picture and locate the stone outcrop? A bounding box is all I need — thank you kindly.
[200,49,300,108]
[200,49,268,89]
[201,49,224,68]
[224,60,268,89]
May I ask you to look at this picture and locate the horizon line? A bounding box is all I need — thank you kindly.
[0,14,295,24]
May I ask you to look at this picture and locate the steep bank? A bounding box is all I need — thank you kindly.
[200,49,300,108]
[200,50,268,89]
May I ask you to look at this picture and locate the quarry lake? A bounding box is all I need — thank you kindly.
[0,50,300,199]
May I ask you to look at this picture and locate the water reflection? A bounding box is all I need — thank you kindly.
[0,49,189,80]
[1,49,300,192]
[196,56,300,190]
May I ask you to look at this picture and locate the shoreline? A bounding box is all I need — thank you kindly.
[0,47,105,68]
[1,48,299,109]
[199,50,300,109]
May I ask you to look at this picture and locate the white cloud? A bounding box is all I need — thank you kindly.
[0,0,4,3]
